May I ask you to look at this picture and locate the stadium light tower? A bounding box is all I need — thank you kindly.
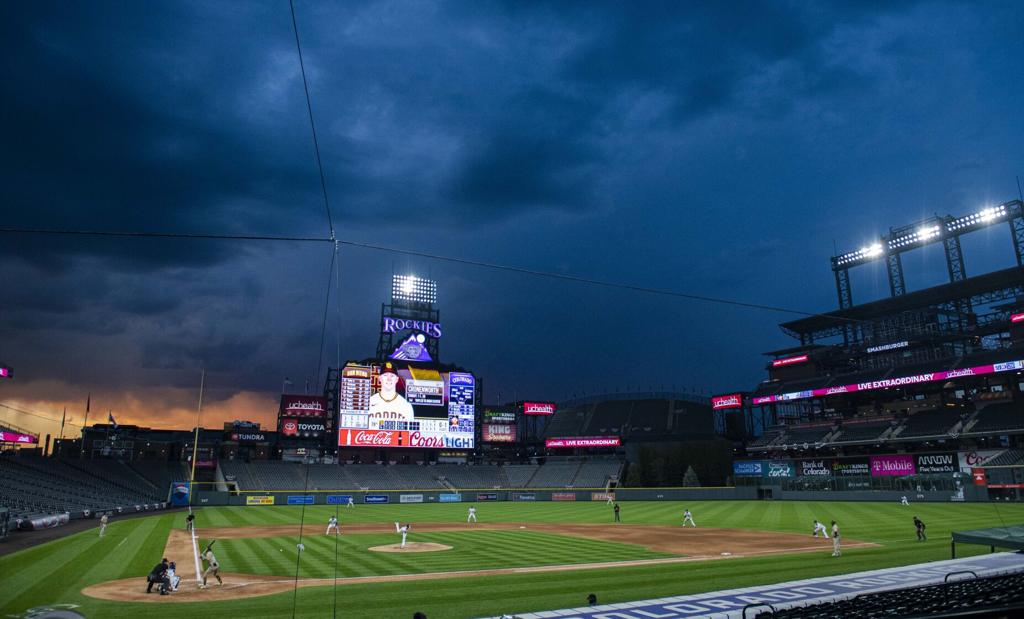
[392,275,437,305]
[830,199,1024,312]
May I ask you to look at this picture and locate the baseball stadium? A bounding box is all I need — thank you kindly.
[4,4,1024,619]
[3,200,1024,618]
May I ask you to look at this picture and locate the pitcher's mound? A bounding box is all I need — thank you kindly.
[369,542,453,553]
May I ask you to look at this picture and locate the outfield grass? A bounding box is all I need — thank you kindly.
[1,500,1022,618]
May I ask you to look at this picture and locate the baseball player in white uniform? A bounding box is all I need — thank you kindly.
[812,520,828,538]
[326,515,339,535]
[467,506,477,523]
[606,494,615,506]
[347,496,355,508]
[395,522,411,548]
[201,547,223,587]
[901,495,910,506]
[682,509,696,527]
[167,561,180,591]
[831,521,841,557]
[99,513,109,538]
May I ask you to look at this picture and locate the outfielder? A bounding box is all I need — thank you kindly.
[326,515,339,535]
[812,519,828,538]
[467,506,477,523]
[901,495,910,506]
[831,521,841,557]
[99,513,109,538]
[347,496,355,508]
[606,494,615,506]
[201,543,223,587]
[395,522,411,548]
[682,509,696,527]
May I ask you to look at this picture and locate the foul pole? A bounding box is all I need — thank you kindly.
[189,369,206,585]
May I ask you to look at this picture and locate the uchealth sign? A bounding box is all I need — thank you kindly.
[0,431,38,444]
[545,436,620,448]
[524,401,556,416]
[711,393,744,410]
[280,395,327,417]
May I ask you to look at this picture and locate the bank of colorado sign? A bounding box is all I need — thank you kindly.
[524,402,556,416]
[545,436,620,448]
[382,317,442,338]
[712,393,744,410]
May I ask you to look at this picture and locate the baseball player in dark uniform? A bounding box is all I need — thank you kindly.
[914,516,927,541]
[613,503,621,523]
[146,558,170,594]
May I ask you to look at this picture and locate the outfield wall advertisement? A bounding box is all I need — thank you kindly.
[738,451,994,478]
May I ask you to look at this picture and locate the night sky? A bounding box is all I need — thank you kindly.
[2,1,1023,437]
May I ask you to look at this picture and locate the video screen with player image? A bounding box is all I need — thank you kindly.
[338,361,475,449]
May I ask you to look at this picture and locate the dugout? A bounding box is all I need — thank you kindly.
[951,524,1024,558]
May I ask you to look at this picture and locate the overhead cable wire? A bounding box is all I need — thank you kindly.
[288,0,336,240]
[0,227,329,243]
[0,225,872,324]
[0,402,83,429]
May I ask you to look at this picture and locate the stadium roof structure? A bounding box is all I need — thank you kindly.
[780,265,1024,344]
[951,524,1024,558]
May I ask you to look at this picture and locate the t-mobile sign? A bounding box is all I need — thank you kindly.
[712,393,744,410]
[523,401,556,416]
[546,436,620,448]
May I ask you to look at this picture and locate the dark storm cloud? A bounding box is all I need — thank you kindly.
[2,0,1023,426]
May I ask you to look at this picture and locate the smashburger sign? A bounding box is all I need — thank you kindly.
[280,418,326,438]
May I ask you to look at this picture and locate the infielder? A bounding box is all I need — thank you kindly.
[682,509,696,527]
[467,506,477,523]
[201,544,223,587]
[812,519,828,538]
[326,515,339,535]
[831,521,841,557]
[99,513,109,538]
[901,495,910,506]
[395,522,411,548]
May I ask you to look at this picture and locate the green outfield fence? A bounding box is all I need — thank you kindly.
[188,483,990,506]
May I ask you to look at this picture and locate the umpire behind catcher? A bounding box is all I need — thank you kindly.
[146,558,171,595]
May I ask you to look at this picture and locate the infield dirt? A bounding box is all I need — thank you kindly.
[82,523,877,603]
